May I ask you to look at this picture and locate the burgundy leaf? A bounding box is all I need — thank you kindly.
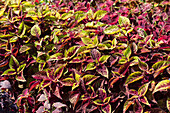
[101,104,111,113]
[139,96,150,106]
[27,96,35,107]
[54,87,62,99]
[109,76,120,88]
[133,99,143,113]
[118,62,130,76]
[98,88,107,100]
[29,81,40,92]
[91,49,101,60]
[69,92,80,109]
[96,64,109,78]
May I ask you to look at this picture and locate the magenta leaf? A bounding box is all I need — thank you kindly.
[91,49,101,60]
[101,104,111,113]
[96,64,109,78]
[133,99,143,113]
[118,62,130,76]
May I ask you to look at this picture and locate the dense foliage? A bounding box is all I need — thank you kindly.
[0,0,170,112]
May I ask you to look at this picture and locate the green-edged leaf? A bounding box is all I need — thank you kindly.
[31,24,41,37]
[16,74,26,82]
[137,28,147,38]
[85,22,94,27]
[1,69,16,76]
[152,61,170,78]
[17,64,26,73]
[103,97,111,104]
[19,45,31,53]
[54,65,64,80]
[0,8,5,17]
[118,58,127,64]
[102,104,111,113]
[18,21,24,34]
[0,34,13,38]
[9,55,19,69]
[83,74,99,85]
[93,99,103,105]
[152,61,170,72]
[87,9,93,20]
[10,36,18,43]
[81,37,92,45]
[61,12,73,20]
[139,96,150,106]
[118,62,130,76]
[167,97,170,112]
[93,36,98,46]
[93,10,107,20]
[153,80,170,94]
[69,93,80,109]
[112,38,117,46]
[94,22,106,27]
[123,99,135,113]
[138,60,148,71]
[96,64,109,78]
[98,43,109,50]
[118,16,130,26]
[125,71,143,85]
[86,62,96,71]
[123,46,131,60]
[75,11,86,23]
[99,55,110,64]
[104,25,120,35]
[138,82,150,96]
[62,78,75,86]
[133,99,143,113]
[66,46,79,59]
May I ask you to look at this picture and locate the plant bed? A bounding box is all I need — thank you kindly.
[0,0,169,112]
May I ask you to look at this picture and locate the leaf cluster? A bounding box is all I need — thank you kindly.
[0,0,169,112]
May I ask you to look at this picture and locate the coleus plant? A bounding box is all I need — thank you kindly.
[0,0,170,112]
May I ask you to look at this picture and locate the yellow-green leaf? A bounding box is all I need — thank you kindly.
[104,25,120,35]
[9,55,19,69]
[99,55,110,64]
[138,82,150,96]
[61,12,73,20]
[81,37,92,45]
[0,8,5,17]
[118,16,130,26]
[1,69,16,76]
[123,99,135,113]
[93,10,107,20]
[19,45,31,53]
[125,71,143,85]
[31,24,41,37]
[153,80,170,94]
[123,46,131,60]
[83,74,99,85]
[138,60,149,71]
[86,62,96,71]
